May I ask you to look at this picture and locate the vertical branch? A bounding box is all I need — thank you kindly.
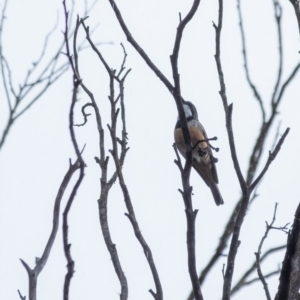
[271,0,283,105]
[236,0,265,121]
[213,1,288,299]
[106,71,129,300]
[62,2,86,299]
[214,0,288,288]
[289,0,300,34]
[214,0,246,192]
[275,203,300,300]
[108,1,204,299]
[112,74,163,299]
[81,18,163,297]
[170,2,205,300]
[78,19,129,299]
[0,0,12,111]
[187,2,300,296]
[254,204,279,300]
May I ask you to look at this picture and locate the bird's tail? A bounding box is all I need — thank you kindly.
[209,183,224,206]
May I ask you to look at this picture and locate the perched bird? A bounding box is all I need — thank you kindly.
[174,100,224,206]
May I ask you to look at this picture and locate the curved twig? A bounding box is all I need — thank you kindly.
[237,0,265,121]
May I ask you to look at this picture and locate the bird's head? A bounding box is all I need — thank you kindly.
[178,100,198,121]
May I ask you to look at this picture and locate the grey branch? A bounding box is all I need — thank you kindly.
[19,158,81,300]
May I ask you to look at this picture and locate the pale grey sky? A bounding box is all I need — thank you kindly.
[0,0,300,299]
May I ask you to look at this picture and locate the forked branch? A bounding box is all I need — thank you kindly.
[289,0,300,34]
[19,158,81,300]
[212,1,290,300]
[62,2,86,298]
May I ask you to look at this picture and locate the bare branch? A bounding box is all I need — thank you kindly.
[0,0,12,110]
[233,270,281,294]
[71,11,130,299]
[117,43,128,77]
[274,61,300,108]
[255,203,279,300]
[213,5,251,298]
[214,0,246,194]
[249,127,290,192]
[62,3,86,298]
[173,143,184,172]
[109,43,162,298]
[271,0,283,106]
[17,290,26,300]
[37,159,82,275]
[236,0,265,121]
[189,0,299,294]
[80,19,111,74]
[169,1,205,299]
[212,2,288,299]
[275,202,300,300]
[107,0,174,93]
[231,245,285,295]
[19,157,81,300]
[0,0,98,151]
[13,65,69,120]
[289,0,300,35]
[271,121,282,151]
[109,1,204,298]
[75,102,94,127]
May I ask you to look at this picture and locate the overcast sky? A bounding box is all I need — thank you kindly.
[0,0,300,299]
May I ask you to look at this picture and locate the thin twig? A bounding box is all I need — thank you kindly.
[213,4,250,298]
[231,245,285,295]
[271,0,283,106]
[271,121,281,151]
[249,128,290,192]
[234,270,281,293]
[0,0,97,151]
[237,0,265,121]
[118,60,162,299]
[213,0,246,193]
[107,0,174,93]
[0,0,12,111]
[274,61,300,108]
[255,203,279,300]
[75,102,94,126]
[17,290,26,300]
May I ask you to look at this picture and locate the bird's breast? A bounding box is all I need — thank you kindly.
[174,124,208,162]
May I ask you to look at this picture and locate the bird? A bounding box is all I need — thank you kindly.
[174,100,224,206]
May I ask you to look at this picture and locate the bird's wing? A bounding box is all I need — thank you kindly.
[174,120,219,184]
[191,120,219,184]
